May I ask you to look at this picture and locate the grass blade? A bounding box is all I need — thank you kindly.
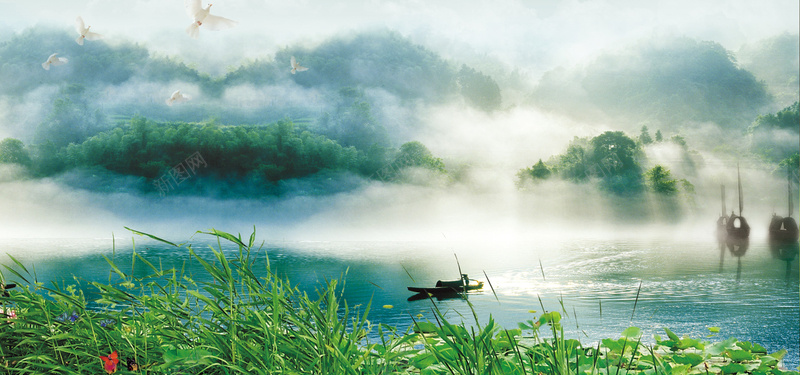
[125,227,179,247]
[631,280,642,321]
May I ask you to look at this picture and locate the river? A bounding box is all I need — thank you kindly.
[1,234,797,368]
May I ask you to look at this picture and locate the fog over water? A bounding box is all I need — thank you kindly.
[0,4,798,362]
[0,4,798,369]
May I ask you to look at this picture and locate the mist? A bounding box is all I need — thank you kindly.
[0,1,797,251]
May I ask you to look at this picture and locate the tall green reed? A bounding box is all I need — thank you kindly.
[0,227,795,374]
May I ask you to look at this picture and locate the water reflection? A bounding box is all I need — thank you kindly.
[1,236,797,368]
[768,238,799,282]
[726,236,749,281]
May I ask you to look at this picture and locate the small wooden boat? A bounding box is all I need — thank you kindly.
[407,274,484,296]
[726,164,750,240]
[768,166,799,243]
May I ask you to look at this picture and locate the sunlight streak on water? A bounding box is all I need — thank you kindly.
[0,235,797,367]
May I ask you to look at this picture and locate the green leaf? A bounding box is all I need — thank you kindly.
[664,327,680,341]
[706,338,739,355]
[248,226,256,248]
[708,326,721,333]
[411,352,438,369]
[162,348,213,366]
[726,349,754,362]
[767,349,787,361]
[738,341,767,354]
[538,311,562,326]
[200,228,247,248]
[720,363,749,374]
[672,353,705,367]
[413,321,437,333]
[125,227,179,247]
[622,326,642,338]
[602,338,624,352]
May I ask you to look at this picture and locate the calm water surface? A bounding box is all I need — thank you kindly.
[2,235,798,368]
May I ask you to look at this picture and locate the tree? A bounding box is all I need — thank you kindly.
[516,159,551,187]
[670,135,687,149]
[751,102,799,132]
[34,84,107,147]
[318,87,390,150]
[639,125,653,144]
[587,131,644,194]
[655,130,663,142]
[587,131,641,175]
[457,65,502,111]
[0,138,31,167]
[645,165,678,194]
[395,141,446,173]
[529,159,551,179]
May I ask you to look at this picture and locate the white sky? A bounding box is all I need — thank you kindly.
[3,0,798,74]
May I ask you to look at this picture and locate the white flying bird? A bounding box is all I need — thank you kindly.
[42,53,68,70]
[185,0,238,39]
[166,90,191,106]
[290,56,308,74]
[75,16,102,45]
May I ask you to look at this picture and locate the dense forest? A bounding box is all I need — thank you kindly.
[0,27,797,202]
[517,102,800,198]
[1,115,449,196]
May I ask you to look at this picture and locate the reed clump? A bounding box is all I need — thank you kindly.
[0,228,795,374]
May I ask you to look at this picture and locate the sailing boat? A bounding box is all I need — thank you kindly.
[768,166,799,242]
[726,164,750,239]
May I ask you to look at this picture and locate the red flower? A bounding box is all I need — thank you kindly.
[99,351,118,374]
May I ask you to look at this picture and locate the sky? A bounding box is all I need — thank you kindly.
[0,0,798,241]
[3,0,798,76]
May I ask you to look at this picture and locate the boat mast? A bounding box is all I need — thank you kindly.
[789,165,793,218]
[737,164,743,215]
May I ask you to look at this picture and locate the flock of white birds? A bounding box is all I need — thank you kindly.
[40,0,309,107]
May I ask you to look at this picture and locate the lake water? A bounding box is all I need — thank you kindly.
[1,234,798,368]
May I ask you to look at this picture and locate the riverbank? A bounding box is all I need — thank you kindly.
[0,229,796,374]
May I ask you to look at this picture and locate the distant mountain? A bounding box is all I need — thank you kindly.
[737,33,800,110]
[0,28,503,147]
[531,36,771,130]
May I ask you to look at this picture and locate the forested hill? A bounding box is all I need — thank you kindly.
[0,28,502,115]
[0,28,503,150]
[531,36,776,130]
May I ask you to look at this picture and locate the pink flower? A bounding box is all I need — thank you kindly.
[1,308,16,325]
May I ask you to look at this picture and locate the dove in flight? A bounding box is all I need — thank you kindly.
[42,53,68,70]
[166,90,191,106]
[75,16,102,45]
[290,56,308,74]
[185,0,238,39]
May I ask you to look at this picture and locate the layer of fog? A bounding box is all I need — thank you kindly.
[1,1,797,257]
[0,103,793,249]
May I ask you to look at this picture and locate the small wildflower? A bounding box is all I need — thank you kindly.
[57,311,80,323]
[99,319,115,328]
[1,308,16,325]
[100,350,118,374]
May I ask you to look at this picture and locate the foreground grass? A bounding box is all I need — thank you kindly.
[0,228,795,374]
